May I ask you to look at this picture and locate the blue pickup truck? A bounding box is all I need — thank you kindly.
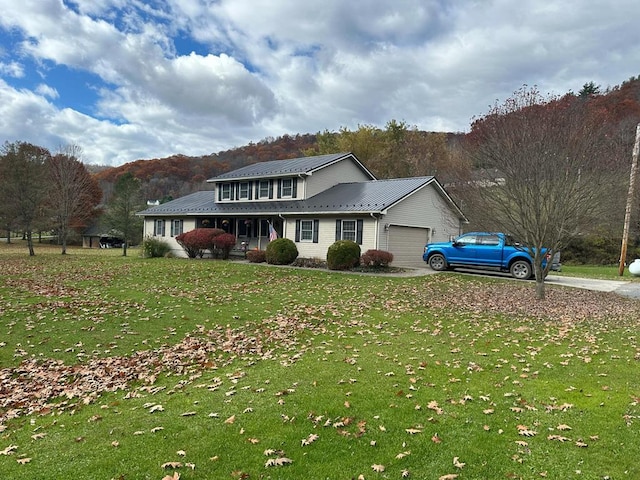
[423,232,561,280]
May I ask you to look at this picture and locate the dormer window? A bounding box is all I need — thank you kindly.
[280,178,293,198]
[221,183,231,200]
[239,182,250,200]
[258,180,271,199]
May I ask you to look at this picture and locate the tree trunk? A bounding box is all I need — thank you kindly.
[535,277,545,300]
[26,231,35,256]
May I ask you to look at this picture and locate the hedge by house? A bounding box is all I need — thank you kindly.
[327,240,361,270]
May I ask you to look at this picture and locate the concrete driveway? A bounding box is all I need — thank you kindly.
[405,266,640,299]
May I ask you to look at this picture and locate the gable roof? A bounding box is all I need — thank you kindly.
[138,176,466,221]
[208,152,375,182]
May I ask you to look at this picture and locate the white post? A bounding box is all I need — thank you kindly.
[619,123,640,276]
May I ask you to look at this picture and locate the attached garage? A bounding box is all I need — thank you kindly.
[387,225,430,267]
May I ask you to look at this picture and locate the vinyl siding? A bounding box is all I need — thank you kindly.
[144,217,197,257]
[378,183,461,251]
[306,160,374,198]
[285,217,377,259]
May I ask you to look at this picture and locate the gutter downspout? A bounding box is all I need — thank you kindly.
[279,214,286,239]
[370,213,379,250]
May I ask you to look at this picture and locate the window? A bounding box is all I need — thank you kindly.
[258,180,271,199]
[478,234,499,246]
[335,219,363,244]
[239,182,250,199]
[300,220,314,241]
[154,219,165,236]
[295,219,319,243]
[281,178,293,197]
[171,219,183,237]
[220,183,231,200]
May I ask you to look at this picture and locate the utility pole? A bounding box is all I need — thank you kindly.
[619,123,640,276]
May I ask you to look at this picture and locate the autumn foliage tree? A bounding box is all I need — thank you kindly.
[0,141,51,255]
[175,228,224,258]
[461,86,620,299]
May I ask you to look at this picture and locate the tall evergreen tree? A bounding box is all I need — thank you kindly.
[104,172,143,256]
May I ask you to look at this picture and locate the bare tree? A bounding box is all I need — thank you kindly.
[460,87,619,299]
[47,145,103,254]
[0,142,51,256]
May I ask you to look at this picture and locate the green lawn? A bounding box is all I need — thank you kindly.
[1,243,639,480]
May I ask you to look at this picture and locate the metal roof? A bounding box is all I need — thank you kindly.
[137,176,456,217]
[207,152,375,182]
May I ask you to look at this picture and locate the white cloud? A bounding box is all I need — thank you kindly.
[0,0,638,165]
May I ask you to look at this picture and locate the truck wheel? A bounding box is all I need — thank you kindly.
[428,254,447,271]
[510,260,532,280]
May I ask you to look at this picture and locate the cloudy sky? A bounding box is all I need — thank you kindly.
[0,0,638,166]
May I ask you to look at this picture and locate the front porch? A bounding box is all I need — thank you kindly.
[195,216,283,252]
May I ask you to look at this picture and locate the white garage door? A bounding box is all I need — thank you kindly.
[388,226,430,267]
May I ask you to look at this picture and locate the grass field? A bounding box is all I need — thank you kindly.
[1,243,639,480]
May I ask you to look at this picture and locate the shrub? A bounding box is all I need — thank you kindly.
[266,238,298,265]
[360,249,394,267]
[246,249,267,263]
[141,237,172,258]
[327,240,361,270]
[291,257,327,269]
[175,228,223,258]
[212,233,237,259]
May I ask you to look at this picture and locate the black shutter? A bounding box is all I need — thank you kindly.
[217,185,222,202]
[292,178,298,198]
[268,180,274,199]
[234,183,240,201]
[248,181,253,200]
[356,219,363,245]
[313,219,319,243]
[335,219,342,241]
[277,179,282,199]
[295,220,301,242]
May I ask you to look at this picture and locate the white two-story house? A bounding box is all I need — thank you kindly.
[138,152,466,266]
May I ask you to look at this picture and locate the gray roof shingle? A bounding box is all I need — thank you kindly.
[207,152,374,182]
[138,177,445,217]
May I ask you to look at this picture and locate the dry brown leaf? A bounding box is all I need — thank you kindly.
[161,461,183,469]
[439,474,458,480]
[453,457,465,469]
[372,464,385,472]
[224,415,236,424]
[162,473,180,480]
[17,457,31,464]
[0,444,18,456]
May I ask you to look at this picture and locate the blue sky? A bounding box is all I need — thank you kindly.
[0,0,639,166]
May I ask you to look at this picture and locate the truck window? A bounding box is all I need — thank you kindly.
[455,234,477,245]
[479,234,500,246]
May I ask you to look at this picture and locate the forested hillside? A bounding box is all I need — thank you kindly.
[93,76,640,212]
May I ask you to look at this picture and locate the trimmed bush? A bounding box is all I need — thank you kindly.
[327,240,361,270]
[360,249,394,267]
[266,238,298,265]
[141,237,172,258]
[176,228,224,258]
[212,233,237,259]
[246,249,267,263]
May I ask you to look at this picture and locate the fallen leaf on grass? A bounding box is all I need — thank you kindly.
[439,474,458,480]
[17,457,31,464]
[162,473,180,480]
[405,428,422,435]
[265,457,293,467]
[372,464,385,472]
[301,433,319,446]
[453,457,465,469]
[161,462,183,469]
